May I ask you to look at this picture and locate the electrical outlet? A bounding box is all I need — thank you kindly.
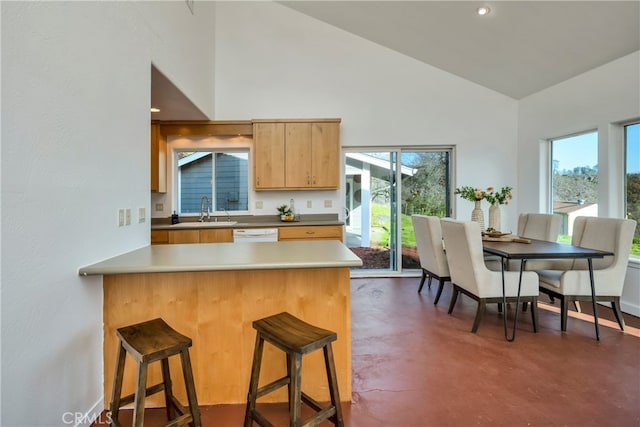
[155,203,164,212]
[324,200,332,208]
[125,208,131,226]
[118,209,124,227]
[138,207,146,223]
[307,200,312,208]
[255,201,263,209]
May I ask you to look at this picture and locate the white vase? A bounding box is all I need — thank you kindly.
[471,200,485,230]
[488,203,501,231]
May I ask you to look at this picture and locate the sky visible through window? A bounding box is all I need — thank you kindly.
[552,131,597,172]
[552,126,639,173]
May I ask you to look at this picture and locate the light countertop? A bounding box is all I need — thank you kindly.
[79,240,362,276]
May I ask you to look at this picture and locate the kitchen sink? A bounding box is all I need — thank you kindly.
[172,221,238,228]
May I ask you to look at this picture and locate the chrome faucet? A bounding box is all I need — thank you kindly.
[224,208,231,222]
[199,195,210,222]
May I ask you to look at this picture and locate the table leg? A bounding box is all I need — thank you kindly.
[502,259,525,342]
[588,258,600,341]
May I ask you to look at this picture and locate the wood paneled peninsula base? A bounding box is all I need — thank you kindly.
[79,240,361,407]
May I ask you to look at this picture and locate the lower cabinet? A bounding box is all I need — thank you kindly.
[151,229,233,245]
[152,225,343,244]
[278,225,343,241]
[199,229,233,243]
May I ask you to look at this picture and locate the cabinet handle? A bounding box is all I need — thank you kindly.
[306,231,315,235]
[307,175,310,185]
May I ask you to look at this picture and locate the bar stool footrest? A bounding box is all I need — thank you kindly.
[302,406,337,427]
[249,409,274,427]
[256,376,289,399]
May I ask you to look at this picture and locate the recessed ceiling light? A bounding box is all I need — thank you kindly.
[477,6,490,16]
[150,107,161,113]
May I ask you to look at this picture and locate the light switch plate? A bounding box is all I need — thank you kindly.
[125,209,131,226]
[255,201,263,209]
[118,209,125,227]
[155,203,164,212]
[307,200,312,208]
[138,207,146,223]
[324,200,332,208]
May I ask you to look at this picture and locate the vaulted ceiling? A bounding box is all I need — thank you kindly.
[280,1,640,99]
[151,1,640,119]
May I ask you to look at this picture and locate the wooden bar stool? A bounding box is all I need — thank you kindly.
[244,312,344,427]
[109,318,201,427]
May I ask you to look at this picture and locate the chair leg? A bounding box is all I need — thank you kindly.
[289,353,303,427]
[471,300,486,333]
[497,303,502,313]
[611,297,625,331]
[244,334,265,427]
[561,297,569,332]
[323,343,344,427]
[530,297,538,333]
[180,349,202,427]
[160,358,176,422]
[433,281,445,305]
[109,342,127,423]
[418,270,427,293]
[447,287,459,314]
[522,301,528,312]
[133,362,148,427]
[573,301,582,312]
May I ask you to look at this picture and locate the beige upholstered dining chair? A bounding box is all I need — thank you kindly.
[411,215,451,305]
[535,216,637,332]
[510,213,562,272]
[440,218,540,333]
[517,213,562,241]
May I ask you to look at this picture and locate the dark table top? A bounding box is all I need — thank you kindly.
[482,238,614,260]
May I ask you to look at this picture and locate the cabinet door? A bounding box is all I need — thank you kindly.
[254,123,285,189]
[285,123,312,188]
[168,230,200,244]
[311,122,340,188]
[150,123,167,193]
[278,225,343,241]
[151,230,169,245]
[199,229,233,243]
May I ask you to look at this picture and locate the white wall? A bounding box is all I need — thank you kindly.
[518,51,640,315]
[0,2,215,425]
[212,2,519,229]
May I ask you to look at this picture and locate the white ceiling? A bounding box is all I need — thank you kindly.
[280,1,640,99]
[151,1,640,119]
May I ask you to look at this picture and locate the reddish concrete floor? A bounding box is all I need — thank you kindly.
[98,277,640,427]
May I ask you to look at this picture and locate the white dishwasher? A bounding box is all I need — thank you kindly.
[232,228,279,242]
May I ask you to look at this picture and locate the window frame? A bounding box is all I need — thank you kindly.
[168,135,253,218]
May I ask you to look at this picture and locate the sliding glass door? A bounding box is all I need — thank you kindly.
[345,149,451,273]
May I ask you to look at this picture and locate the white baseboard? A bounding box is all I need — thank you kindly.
[72,396,104,427]
[620,300,640,317]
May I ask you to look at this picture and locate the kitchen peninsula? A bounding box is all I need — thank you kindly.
[79,240,362,406]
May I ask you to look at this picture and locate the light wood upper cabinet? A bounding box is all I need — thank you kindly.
[310,122,340,188]
[284,123,312,188]
[150,122,167,193]
[254,119,340,190]
[254,122,286,189]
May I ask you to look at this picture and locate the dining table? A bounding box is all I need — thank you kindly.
[482,236,614,341]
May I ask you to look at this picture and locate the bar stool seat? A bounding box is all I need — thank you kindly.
[109,318,201,427]
[244,312,344,427]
